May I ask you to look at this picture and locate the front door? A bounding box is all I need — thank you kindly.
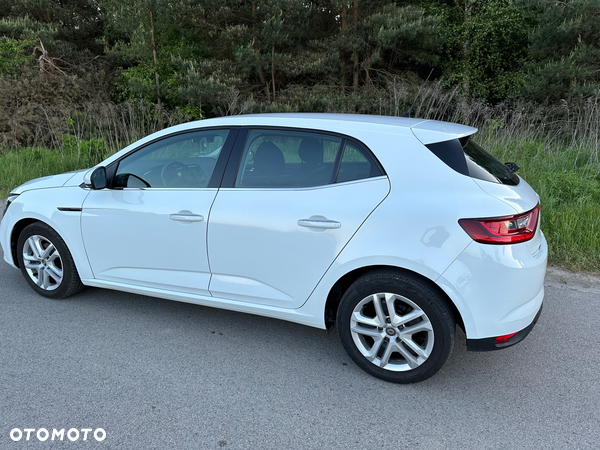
[81,128,233,296]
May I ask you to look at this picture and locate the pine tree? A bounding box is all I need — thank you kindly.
[521,0,600,102]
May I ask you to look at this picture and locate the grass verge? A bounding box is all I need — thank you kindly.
[0,135,112,197]
[0,147,100,197]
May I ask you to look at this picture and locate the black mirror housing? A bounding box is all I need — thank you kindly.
[90,167,107,190]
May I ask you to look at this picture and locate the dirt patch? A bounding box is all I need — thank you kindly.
[546,266,600,294]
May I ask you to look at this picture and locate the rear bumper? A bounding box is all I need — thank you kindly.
[436,230,547,340]
[466,303,543,351]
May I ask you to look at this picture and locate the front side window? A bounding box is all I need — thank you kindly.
[114,129,229,188]
[235,130,342,188]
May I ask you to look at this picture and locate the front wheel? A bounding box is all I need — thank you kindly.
[16,222,84,299]
[337,270,455,383]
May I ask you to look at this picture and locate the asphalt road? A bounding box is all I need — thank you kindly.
[1,246,599,449]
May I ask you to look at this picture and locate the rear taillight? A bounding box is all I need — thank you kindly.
[459,204,539,245]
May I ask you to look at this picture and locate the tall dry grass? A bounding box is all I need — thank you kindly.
[400,81,600,164]
[38,101,194,156]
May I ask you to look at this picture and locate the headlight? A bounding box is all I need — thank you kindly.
[2,193,18,219]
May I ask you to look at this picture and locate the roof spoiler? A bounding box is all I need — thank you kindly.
[411,120,477,145]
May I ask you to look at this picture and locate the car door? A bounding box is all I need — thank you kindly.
[81,128,236,296]
[207,128,390,308]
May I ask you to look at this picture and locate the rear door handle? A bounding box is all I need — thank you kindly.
[169,213,204,222]
[298,218,341,229]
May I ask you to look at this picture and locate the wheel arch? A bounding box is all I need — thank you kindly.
[9,218,41,268]
[324,265,465,332]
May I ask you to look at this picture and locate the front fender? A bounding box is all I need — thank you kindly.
[1,187,93,279]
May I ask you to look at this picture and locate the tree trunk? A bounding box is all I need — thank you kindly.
[463,0,471,93]
[271,43,276,100]
[365,51,371,86]
[148,1,162,114]
[463,0,470,57]
[254,38,270,102]
[252,3,270,102]
[340,5,348,89]
[353,0,359,92]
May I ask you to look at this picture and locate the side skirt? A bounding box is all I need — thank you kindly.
[81,278,325,329]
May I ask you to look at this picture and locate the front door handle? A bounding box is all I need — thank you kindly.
[298,218,341,229]
[169,212,204,222]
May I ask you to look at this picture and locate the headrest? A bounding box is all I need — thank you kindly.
[254,142,285,175]
[298,138,323,166]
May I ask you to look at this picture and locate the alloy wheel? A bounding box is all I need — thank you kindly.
[350,293,434,371]
[22,235,63,291]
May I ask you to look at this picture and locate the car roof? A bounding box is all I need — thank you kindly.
[99,113,477,168]
[226,113,426,127]
[190,113,477,144]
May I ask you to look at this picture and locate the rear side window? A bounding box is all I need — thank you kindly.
[235,130,342,188]
[234,129,384,188]
[426,138,519,185]
[336,142,382,183]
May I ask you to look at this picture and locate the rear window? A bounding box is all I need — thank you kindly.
[426,138,519,186]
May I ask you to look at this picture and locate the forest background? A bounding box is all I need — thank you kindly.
[0,0,599,270]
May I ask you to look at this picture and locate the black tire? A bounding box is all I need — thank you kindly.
[16,222,84,299]
[337,270,455,383]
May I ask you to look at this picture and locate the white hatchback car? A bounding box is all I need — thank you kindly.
[0,114,547,383]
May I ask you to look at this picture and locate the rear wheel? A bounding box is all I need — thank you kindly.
[337,270,455,383]
[16,222,84,299]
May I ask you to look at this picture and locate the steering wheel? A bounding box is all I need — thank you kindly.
[160,161,201,187]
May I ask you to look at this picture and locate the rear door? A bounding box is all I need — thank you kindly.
[207,128,390,308]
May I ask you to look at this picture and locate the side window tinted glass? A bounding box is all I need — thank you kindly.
[235,130,342,188]
[424,138,519,186]
[114,129,229,188]
[336,142,381,183]
[463,140,519,186]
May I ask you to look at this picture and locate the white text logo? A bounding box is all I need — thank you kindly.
[10,428,106,442]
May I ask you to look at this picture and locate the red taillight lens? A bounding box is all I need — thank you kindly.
[459,204,540,245]
[495,332,518,345]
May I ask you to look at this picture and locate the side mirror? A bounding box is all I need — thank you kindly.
[89,167,107,190]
